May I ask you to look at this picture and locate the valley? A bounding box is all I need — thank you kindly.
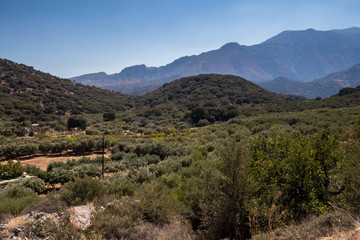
[2,0,360,237]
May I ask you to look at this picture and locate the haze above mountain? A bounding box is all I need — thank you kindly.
[71,27,360,95]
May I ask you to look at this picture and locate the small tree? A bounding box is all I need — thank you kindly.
[103,112,116,122]
[67,116,87,130]
[39,141,52,155]
[198,119,210,127]
[122,125,130,133]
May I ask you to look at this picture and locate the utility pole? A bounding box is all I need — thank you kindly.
[101,133,105,178]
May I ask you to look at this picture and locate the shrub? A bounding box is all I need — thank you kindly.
[128,167,154,184]
[198,119,210,127]
[250,130,341,222]
[0,184,40,217]
[48,168,78,184]
[135,181,182,225]
[1,183,36,198]
[0,160,25,180]
[59,175,106,205]
[338,143,360,213]
[103,175,139,197]
[111,151,125,161]
[25,165,49,181]
[72,164,102,177]
[18,176,46,194]
[91,197,143,239]
[86,129,99,135]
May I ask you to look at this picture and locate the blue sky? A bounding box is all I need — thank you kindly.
[0,0,359,78]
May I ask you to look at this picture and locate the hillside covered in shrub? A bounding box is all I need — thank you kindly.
[140,74,305,107]
[0,59,134,118]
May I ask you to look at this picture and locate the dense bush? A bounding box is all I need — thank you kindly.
[25,165,49,181]
[338,117,360,212]
[17,176,46,194]
[0,184,40,217]
[103,175,138,197]
[59,175,106,205]
[48,168,78,184]
[250,130,341,222]
[0,160,25,180]
[103,112,116,121]
[67,116,87,130]
[181,142,251,239]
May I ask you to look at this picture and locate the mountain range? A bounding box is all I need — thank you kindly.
[259,64,360,98]
[71,27,360,95]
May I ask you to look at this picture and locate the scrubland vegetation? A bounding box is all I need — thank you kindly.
[1,102,360,239]
[1,59,360,239]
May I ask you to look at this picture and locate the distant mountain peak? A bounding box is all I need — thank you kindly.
[220,42,241,49]
[121,64,148,72]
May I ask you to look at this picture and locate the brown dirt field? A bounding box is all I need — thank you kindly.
[5,152,111,170]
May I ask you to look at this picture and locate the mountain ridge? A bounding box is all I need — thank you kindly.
[71,27,360,95]
[259,64,360,98]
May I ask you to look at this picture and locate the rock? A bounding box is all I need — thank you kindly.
[69,205,94,230]
[12,236,25,240]
[38,216,47,223]
[35,212,46,219]
[13,227,23,236]
[0,224,6,231]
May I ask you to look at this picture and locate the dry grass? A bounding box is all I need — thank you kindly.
[320,229,360,240]
[105,218,195,240]
[252,211,360,240]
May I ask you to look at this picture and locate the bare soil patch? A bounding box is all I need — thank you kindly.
[4,151,111,171]
[5,214,30,229]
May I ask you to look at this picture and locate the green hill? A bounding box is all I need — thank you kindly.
[0,59,134,117]
[322,85,360,107]
[140,74,305,108]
